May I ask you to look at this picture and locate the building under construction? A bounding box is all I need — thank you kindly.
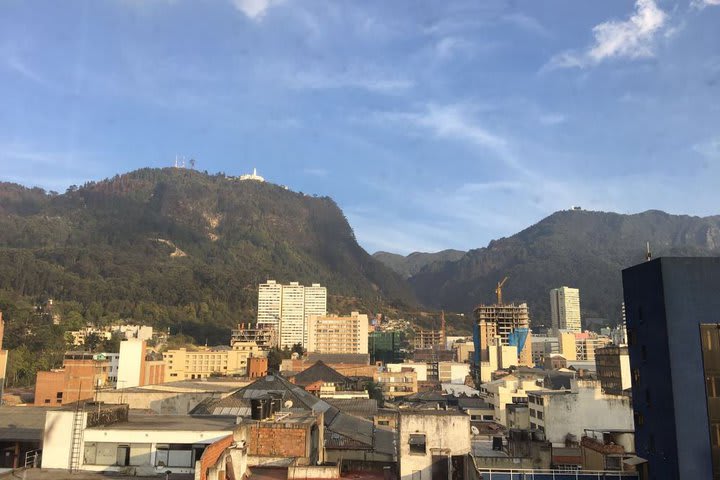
[411,311,447,350]
[230,323,277,350]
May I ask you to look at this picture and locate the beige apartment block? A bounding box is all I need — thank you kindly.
[550,286,582,333]
[307,312,369,354]
[163,342,266,380]
[374,370,418,399]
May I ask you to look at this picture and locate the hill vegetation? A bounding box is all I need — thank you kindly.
[372,249,466,278]
[0,168,419,383]
[404,210,720,327]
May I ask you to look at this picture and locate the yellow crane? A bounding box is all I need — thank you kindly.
[495,277,508,305]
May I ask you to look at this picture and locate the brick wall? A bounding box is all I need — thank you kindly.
[248,424,308,458]
[198,434,234,480]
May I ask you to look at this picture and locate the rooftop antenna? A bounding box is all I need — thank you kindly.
[645,242,652,261]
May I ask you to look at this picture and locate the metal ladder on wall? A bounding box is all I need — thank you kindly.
[69,403,85,472]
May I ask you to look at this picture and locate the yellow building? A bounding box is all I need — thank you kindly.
[307,312,369,354]
[374,370,418,399]
[163,342,266,380]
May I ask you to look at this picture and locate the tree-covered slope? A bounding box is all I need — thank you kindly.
[373,249,466,278]
[0,168,416,343]
[409,210,720,327]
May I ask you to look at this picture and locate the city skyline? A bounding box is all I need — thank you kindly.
[1,0,719,255]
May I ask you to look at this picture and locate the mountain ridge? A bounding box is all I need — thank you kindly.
[403,208,720,326]
[0,168,418,343]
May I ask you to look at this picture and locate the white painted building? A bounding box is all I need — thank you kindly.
[257,280,327,348]
[398,411,471,480]
[42,408,236,475]
[527,379,634,447]
[257,280,283,329]
[387,362,429,382]
[437,362,470,384]
[117,339,145,389]
[105,353,120,384]
[281,282,306,348]
[480,374,543,426]
[550,286,581,333]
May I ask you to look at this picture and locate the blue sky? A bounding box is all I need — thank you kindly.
[1,0,719,254]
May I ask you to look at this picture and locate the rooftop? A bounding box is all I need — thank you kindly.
[0,406,59,441]
[86,414,237,431]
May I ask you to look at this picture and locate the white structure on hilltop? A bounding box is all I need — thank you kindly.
[307,312,369,354]
[550,286,582,333]
[239,168,265,182]
[257,280,327,348]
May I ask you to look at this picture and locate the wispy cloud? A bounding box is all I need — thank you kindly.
[288,67,413,93]
[373,103,535,176]
[693,137,720,159]
[304,167,328,177]
[545,0,668,70]
[230,0,283,20]
[539,113,567,126]
[692,0,720,9]
[502,13,550,37]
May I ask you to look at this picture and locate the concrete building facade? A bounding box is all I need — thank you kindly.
[398,411,471,480]
[480,374,542,426]
[622,257,720,480]
[595,345,631,394]
[256,280,327,348]
[550,286,582,333]
[527,379,634,447]
[307,311,369,354]
[163,342,266,380]
[374,370,418,399]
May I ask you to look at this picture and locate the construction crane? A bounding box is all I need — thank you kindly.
[495,277,508,305]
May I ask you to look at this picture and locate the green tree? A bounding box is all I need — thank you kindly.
[83,332,102,352]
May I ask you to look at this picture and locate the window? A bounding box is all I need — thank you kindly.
[645,388,652,407]
[378,420,389,426]
[156,444,194,468]
[634,412,644,426]
[712,424,720,447]
[633,369,640,384]
[537,411,544,420]
[641,345,647,362]
[409,434,426,454]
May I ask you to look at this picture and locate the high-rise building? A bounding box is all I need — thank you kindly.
[307,312,369,354]
[474,303,533,367]
[622,257,720,479]
[550,286,581,332]
[303,283,328,345]
[256,281,327,349]
[257,280,283,329]
[280,282,306,348]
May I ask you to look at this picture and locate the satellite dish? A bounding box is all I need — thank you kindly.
[471,426,480,435]
[284,400,293,409]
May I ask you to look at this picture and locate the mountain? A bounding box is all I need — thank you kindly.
[0,168,417,344]
[372,249,466,278]
[408,210,720,327]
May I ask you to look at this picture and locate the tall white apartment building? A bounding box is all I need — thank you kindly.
[256,280,327,348]
[550,286,581,333]
[280,282,306,348]
[307,311,369,354]
[257,281,283,329]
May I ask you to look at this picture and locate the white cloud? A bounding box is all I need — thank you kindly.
[374,104,535,176]
[303,168,329,177]
[539,113,567,126]
[289,68,413,93]
[694,138,720,159]
[231,0,282,20]
[545,0,668,70]
[692,0,720,8]
[502,13,550,37]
